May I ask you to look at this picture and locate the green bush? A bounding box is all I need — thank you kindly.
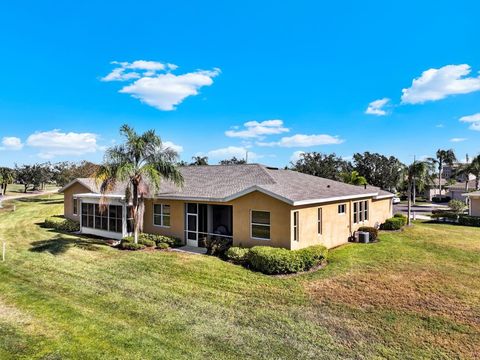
[206,236,233,257]
[458,215,480,227]
[431,211,458,222]
[394,213,407,220]
[357,226,378,241]
[44,217,80,232]
[448,199,467,214]
[226,247,250,264]
[123,233,182,247]
[157,242,170,250]
[118,242,145,251]
[247,245,327,275]
[380,217,405,230]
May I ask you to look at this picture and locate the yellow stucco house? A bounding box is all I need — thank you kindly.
[60,164,394,250]
[464,191,480,216]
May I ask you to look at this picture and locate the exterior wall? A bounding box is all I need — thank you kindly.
[290,197,392,250]
[143,198,185,240]
[63,182,91,221]
[470,197,480,216]
[80,197,127,240]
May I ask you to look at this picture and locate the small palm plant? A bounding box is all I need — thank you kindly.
[341,170,367,186]
[96,125,183,244]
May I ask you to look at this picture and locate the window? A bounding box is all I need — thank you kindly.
[81,203,94,228]
[338,204,346,214]
[293,211,299,241]
[109,205,123,233]
[251,210,270,240]
[154,204,171,227]
[126,206,134,233]
[317,208,322,235]
[94,204,109,231]
[353,200,368,224]
[73,197,78,215]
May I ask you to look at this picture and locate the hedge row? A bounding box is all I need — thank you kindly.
[121,233,182,250]
[44,217,80,232]
[380,213,407,230]
[226,245,328,275]
[458,215,480,227]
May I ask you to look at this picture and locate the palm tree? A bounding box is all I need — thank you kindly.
[404,161,434,225]
[341,170,367,186]
[0,167,15,196]
[428,149,456,197]
[456,155,480,191]
[190,156,209,166]
[96,125,183,244]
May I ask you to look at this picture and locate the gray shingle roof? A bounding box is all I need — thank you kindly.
[62,164,394,205]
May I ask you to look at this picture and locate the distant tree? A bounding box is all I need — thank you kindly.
[15,164,49,192]
[456,155,480,190]
[96,124,183,244]
[352,152,404,191]
[190,156,209,166]
[0,167,15,195]
[219,157,246,165]
[341,170,367,186]
[403,161,434,225]
[290,152,352,181]
[176,160,189,166]
[428,149,456,196]
[52,161,100,186]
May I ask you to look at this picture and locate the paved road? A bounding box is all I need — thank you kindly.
[394,202,449,220]
[0,189,59,203]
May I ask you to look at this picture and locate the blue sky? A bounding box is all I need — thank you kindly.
[1,0,479,167]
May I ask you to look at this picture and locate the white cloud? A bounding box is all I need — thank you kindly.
[0,137,23,150]
[365,98,390,115]
[435,124,445,128]
[206,146,258,161]
[102,60,221,111]
[459,112,480,131]
[225,119,289,138]
[26,130,99,159]
[290,150,305,162]
[163,141,183,153]
[257,134,344,147]
[450,137,467,142]
[401,64,480,104]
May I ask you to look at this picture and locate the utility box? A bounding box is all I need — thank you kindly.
[358,231,370,243]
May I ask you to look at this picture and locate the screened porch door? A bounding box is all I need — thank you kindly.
[185,203,198,247]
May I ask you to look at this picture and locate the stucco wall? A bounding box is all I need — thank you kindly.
[63,182,91,221]
[369,198,393,228]
[143,199,185,239]
[470,197,480,216]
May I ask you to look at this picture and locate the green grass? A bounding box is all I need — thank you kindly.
[0,195,479,359]
[3,183,58,196]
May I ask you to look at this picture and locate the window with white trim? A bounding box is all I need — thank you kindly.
[293,211,299,241]
[338,204,346,214]
[353,200,368,224]
[154,204,170,227]
[73,197,78,215]
[251,210,270,240]
[317,208,322,235]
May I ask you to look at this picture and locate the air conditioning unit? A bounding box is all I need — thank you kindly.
[358,231,370,243]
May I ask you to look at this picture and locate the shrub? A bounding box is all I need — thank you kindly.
[157,242,170,250]
[394,213,406,219]
[247,245,327,275]
[118,242,145,251]
[432,195,451,203]
[43,217,80,232]
[123,233,182,247]
[206,236,233,257]
[357,226,378,242]
[226,247,250,264]
[448,199,467,214]
[430,211,458,222]
[380,217,405,230]
[458,215,480,227]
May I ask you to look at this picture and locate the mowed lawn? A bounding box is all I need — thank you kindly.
[0,196,479,359]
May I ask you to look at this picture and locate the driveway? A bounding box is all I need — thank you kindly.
[394,202,449,220]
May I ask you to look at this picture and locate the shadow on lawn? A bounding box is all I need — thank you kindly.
[29,235,108,255]
[18,198,63,205]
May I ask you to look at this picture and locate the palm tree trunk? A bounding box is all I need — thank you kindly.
[133,184,139,244]
[407,181,412,226]
[438,165,442,197]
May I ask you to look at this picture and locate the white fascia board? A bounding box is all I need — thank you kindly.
[75,193,125,200]
[373,194,395,200]
[292,193,378,206]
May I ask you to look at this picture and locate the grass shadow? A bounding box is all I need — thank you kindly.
[29,236,108,255]
[17,198,62,204]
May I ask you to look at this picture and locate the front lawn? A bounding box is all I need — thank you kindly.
[0,195,479,359]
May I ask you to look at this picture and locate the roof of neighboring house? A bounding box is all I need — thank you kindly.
[58,178,130,196]
[446,179,477,191]
[59,164,394,206]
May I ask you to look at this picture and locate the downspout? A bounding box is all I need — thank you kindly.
[349,199,353,239]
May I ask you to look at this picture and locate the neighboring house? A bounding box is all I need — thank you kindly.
[59,164,394,250]
[421,178,447,201]
[442,162,475,182]
[463,191,480,216]
[446,179,477,202]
